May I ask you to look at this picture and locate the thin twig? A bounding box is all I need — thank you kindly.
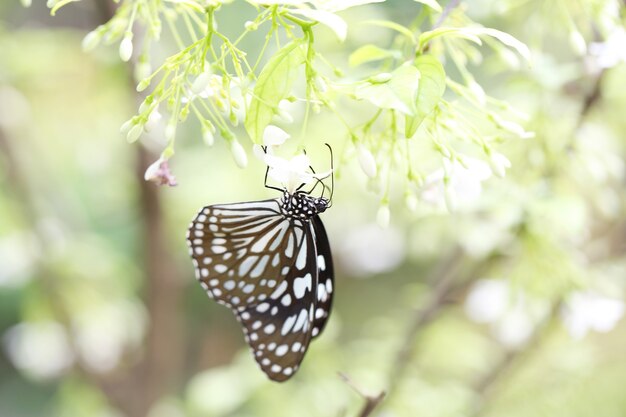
[433,0,462,29]
[388,246,464,385]
[339,373,387,417]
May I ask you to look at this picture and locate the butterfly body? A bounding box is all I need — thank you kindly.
[187,189,333,382]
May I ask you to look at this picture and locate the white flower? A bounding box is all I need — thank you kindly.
[191,71,213,95]
[589,27,626,69]
[254,124,329,192]
[561,292,625,340]
[264,153,330,193]
[143,108,162,132]
[262,125,290,147]
[144,156,177,186]
[420,157,492,210]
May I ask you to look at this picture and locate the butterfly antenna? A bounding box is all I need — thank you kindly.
[325,143,334,205]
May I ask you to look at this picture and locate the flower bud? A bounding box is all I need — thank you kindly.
[314,76,327,93]
[138,97,153,114]
[275,107,294,124]
[82,29,101,51]
[444,184,456,212]
[569,30,587,56]
[165,121,176,142]
[357,145,377,178]
[229,111,239,126]
[489,152,512,178]
[202,124,215,146]
[144,108,162,132]
[369,73,392,83]
[468,80,486,105]
[244,21,258,31]
[230,140,248,168]
[119,34,133,62]
[120,118,134,135]
[136,79,150,92]
[179,105,190,122]
[20,0,32,7]
[191,71,211,95]
[405,193,418,212]
[127,123,144,143]
[135,59,152,81]
[377,204,390,228]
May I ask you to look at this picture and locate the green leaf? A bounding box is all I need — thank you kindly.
[417,27,530,62]
[355,64,421,115]
[414,0,442,12]
[405,55,446,138]
[245,40,305,144]
[418,27,483,51]
[349,45,397,67]
[290,9,347,41]
[361,20,416,43]
[469,27,531,61]
[50,0,80,15]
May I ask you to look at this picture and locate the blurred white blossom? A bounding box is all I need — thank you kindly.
[73,300,147,373]
[3,322,74,380]
[420,157,492,210]
[589,27,626,69]
[466,280,626,346]
[464,279,549,348]
[338,223,404,276]
[561,292,625,340]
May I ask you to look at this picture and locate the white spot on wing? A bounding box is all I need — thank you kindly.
[317,255,326,271]
[293,273,312,299]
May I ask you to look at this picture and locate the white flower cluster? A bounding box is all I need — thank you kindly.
[254,125,332,193]
[420,154,510,211]
[465,279,625,347]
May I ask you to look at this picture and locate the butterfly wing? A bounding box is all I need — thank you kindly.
[187,200,320,381]
[188,200,294,307]
[310,216,334,338]
[237,220,318,381]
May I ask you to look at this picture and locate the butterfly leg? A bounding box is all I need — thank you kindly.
[262,145,284,193]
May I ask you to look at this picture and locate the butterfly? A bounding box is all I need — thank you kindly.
[186,148,334,382]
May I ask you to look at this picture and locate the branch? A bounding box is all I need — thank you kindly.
[339,373,386,417]
[388,246,464,385]
[468,300,563,417]
[433,0,462,29]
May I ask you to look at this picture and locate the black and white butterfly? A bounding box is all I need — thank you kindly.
[186,149,334,382]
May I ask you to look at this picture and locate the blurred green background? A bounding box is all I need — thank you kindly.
[1,1,626,416]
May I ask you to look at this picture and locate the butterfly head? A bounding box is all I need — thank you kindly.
[280,190,330,219]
